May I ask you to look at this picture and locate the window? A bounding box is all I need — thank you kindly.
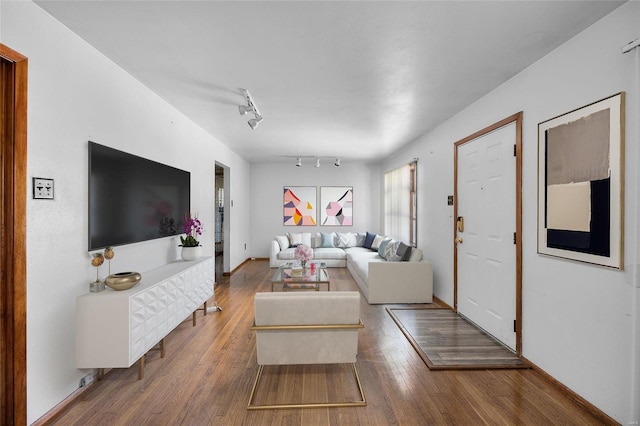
[384,161,417,246]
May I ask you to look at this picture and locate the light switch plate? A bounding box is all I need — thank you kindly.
[33,177,54,199]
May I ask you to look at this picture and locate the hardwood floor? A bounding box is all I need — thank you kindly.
[49,260,610,425]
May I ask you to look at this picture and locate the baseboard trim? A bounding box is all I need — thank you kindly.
[223,257,268,276]
[432,295,453,310]
[521,356,618,425]
[31,370,106,425]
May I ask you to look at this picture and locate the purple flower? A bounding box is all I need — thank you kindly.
[180,214,204,247]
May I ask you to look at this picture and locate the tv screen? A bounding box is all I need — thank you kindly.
[88,141,190,251]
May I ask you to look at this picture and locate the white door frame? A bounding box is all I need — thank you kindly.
[453,112,523,354]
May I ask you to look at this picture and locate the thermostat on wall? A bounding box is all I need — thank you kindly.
[33,177,54,199]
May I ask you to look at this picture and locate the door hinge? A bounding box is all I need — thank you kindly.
[513,232,517,244]
[513,144,517,156]
[514,320,517,332]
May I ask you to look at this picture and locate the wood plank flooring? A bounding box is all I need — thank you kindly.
[47,260,612,425]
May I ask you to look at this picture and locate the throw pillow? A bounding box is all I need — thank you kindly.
[356,232,366,247]
[275,235,290,251]
[287,232,303,247]
[301,232,312,248]
[336,232,351,248]
[377,238,392,257]
[347,233,358,247]
[320,232,335,248]
[363,232,376,249]
[408,248,423,262]
[396,242,413,261]
[371,234,387,250]
[384,240,400,261]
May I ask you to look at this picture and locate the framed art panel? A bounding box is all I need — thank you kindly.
[537,92,625,269]
[320,186,353,226]
[283,186,317,226]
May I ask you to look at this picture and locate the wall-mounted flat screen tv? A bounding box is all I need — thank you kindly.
[88,141,190,251]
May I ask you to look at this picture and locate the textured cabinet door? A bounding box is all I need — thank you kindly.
[77,257,214,369]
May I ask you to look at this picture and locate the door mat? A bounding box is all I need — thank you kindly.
[387,308,529,370]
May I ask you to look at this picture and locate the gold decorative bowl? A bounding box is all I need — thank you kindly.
[105,272,142,291]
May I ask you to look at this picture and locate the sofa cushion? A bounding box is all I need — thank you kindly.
[277,247,298,260]
[320,232,335,248]
[346,248,380,262]
[349,257,371,284]
[275,235,290,251]
[314,247,347,260]
[344,246,373,256]
[355,232,366,247]
[363,232,376,249]
[396,242,412,261]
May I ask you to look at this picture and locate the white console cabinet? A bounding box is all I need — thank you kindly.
[76,257,214,370]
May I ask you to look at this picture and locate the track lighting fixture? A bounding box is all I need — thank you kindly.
[248,115,263,130]
[238,88,263,130]
[238,105,255,115]
[293,156,342,167]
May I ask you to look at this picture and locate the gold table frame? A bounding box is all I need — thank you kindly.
[270,263,330,292]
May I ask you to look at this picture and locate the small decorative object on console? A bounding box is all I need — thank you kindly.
[104,246,115,275]
[180,214,204,261]
[105,272,142,291]
[90,253,105,292]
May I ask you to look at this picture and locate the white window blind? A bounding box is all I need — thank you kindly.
[384,162,416,245]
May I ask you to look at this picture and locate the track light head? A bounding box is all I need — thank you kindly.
[334,158,340,167]
[239,88,263,130]
[248,115,263,130]
[238,105,255,116]
[315,158,320,168]
[296,158,302,167]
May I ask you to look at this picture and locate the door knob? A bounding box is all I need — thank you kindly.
[455,237,463,244]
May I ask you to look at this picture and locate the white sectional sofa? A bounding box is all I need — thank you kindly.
[270,231,433,304]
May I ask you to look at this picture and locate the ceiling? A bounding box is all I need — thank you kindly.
[35,1,624,164]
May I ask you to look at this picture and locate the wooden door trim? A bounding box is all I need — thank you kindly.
[0,43,28,426]
[453,112,523,354]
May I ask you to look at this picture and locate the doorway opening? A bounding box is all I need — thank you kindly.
[214,162,230,281]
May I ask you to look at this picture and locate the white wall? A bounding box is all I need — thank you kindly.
[249,161,381,257]
[1,2,251,423]
[384,2,639,423]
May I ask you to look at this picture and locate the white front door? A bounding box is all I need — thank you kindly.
[456,122,517,350]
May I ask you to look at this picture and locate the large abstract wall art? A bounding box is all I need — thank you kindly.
[537,92,624,269]
[320,186,353,226]
[283,186,317,226]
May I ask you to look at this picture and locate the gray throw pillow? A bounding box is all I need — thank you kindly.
[396,242,413,261]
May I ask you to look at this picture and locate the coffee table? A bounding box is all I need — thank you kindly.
[271,262,330,292]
